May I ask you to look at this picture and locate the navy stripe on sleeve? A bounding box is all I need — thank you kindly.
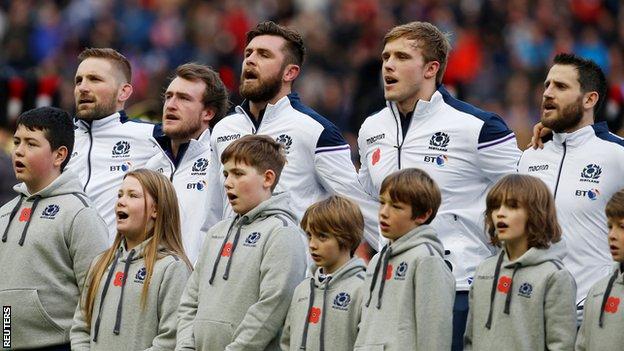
[288,93,348,148]
[593,122,624,147]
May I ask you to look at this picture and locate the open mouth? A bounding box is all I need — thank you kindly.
[496,222,509,229]
[78,97,95,104]
[311,253,321,261]
[116,211,129,220]
[243,70,258,80]
[542,101,557,111]
[227,193,238,201]
[164,113,180,121]
[384,76,398,85]
[14,160,25,168]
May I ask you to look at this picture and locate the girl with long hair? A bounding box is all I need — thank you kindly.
[71,169,192,350]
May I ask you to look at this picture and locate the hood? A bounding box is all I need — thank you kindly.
[598,262,624,328]
[235,192,297,225]
[366,225,443,310]
[117,236,170,263]
[389,224,444,258]
[14,169,85,199]
[502,244,566,269]
[3,170,86,246]
[208,192,297,285]
[310,257,366,289]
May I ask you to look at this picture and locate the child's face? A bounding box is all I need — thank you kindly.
[116,176,156,243]
[607,217,624,262]
[491,201,528,247]
[12,125,63,193]
[307,231,350,274]
[223,160,272,215]
[378,191,419,241]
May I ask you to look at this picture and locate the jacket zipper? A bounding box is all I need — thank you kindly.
[83,125,94,192]
[553,141,567,199]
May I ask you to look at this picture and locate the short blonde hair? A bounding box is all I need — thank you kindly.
[301,196,364,255]
[384,21,451,85]
[379,168,441,224]
[606,189,624,220]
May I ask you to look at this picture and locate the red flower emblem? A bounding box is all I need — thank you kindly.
[605,296,620,313]
[372,148,381,166]
[308,307,321,324]
[19,208,31,222]
[221,242,233,257]
[113,272,125,287]
[385,264,393,280]
[497,276,512,294]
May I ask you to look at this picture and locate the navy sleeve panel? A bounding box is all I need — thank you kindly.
[438,86,513,143]
[593,122,624,147]
[288,93,347,148]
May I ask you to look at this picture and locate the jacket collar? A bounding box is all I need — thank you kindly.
[154,127,211,165]
[387,86,446,120]
[75,110,127,130]
[236,93,297,131]
[552,123,602,148]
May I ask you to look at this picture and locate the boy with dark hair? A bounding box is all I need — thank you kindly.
[176,135,307,351]
[281,195,366,351]
[0,107,109,350]
[576,189,624,350]
[354,168,455,350]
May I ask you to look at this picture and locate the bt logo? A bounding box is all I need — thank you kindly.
[575,188,600,201]
[110,162,133,172]
[187,180,207,191]
[423,155,448,167]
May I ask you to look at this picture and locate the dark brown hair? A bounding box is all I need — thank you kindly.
[383,21,451,85]
[485,174,561,248]
[174,63,230,128]
[606,189,624,220]
[78,48,132,83]
[221,135,286,191]
[301,195,364,255]
[246,21,305,67]
[379,168,441,224]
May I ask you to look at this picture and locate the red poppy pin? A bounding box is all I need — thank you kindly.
[372,148,381,166]
[308,307,321,324]
[605,296,620,313]
[497,276,512,294]
[221,243,233,257]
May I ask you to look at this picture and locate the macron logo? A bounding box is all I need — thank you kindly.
[217,134,241,143]
[528,165,549,172]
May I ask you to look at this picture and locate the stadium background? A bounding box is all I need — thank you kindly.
[1,0,623,202]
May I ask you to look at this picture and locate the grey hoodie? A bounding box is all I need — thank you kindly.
[354,225,455,351]
[576,262,624,351]
[176,192,307,351]
[0,170,109,349]
[71,238,191,351]
[280,257,366,351]
[464,246,577,351]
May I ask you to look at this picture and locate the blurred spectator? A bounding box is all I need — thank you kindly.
[1,0,623,161]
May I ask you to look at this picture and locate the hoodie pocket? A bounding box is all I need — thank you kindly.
[0,289,66,342]
[194,319,234,350]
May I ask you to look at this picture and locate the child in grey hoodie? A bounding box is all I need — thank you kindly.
[281,195,367,351]
[0,107,109,350]
[71,169,192,350]
[176,135,307,351]
[576,189,624,350]
[354,168,455,351]
[464,174,577,350]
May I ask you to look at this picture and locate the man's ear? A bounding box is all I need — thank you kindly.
[53,146,68,169]
[583,91,599,111]
[201,108,216,126]
[263,169,277,190]
[282,64,300,83]
[413,208,433,225]
[424,61,440,80]
[117,83,133,103]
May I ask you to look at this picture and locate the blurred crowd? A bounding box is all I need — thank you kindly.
[1,0,624,159]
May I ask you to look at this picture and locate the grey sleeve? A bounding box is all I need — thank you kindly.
[544,269,577,350]
[280,295,296,351]
[463,284,475,351]
[225,227,306,351]
[148,259,191,351]
[175,263,203,351]
[68,208,109,291]
[414,255,455,351]
[575,305,589,351]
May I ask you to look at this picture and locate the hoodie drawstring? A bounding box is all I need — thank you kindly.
[299,278,316,350]
[223,218,248,280]
[503,263,521,314]
[113,249,135,335]
[18,197,41,246]
[93,249,122,342]
[1,196,23,243]
[376,247,392,309]
[485,251,505,329]
[598,269,620,328]
[365,245,388,307]
[319,276,332,351]
[209,219,239,285]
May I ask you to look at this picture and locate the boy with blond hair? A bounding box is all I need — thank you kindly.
[354,168,455,350]
[281,195,366,351]
[176,135,307,351]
